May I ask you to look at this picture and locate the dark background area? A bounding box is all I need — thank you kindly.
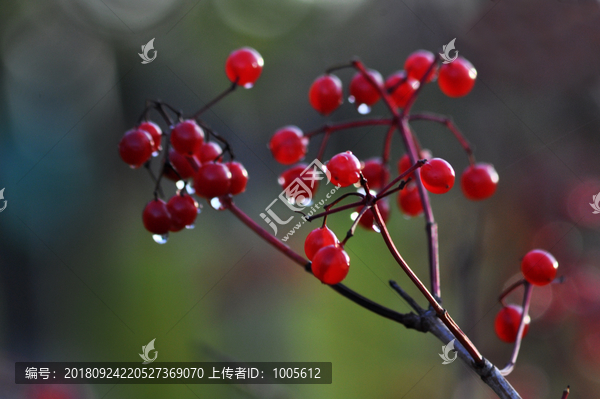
[1,0,600,397]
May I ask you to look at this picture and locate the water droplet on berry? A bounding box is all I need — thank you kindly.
[356,187,366,195]
[186,184,195,195]
[357,104,371,114]
[152,234,169,244]
[210,197,226,210]
[176,180,185,190]
[129,165,137,170]
[348,95,356,104]
[243,83,254,89]
[185,224,195,230]
[350,211,359,221]
[197,206,202,214]
[372,225,381,233]
[152,151,160,157]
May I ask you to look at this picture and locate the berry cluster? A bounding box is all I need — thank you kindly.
[121,45,561,391]
[494,249,559,343]
[266,49,497,284]
[118,48,260,240]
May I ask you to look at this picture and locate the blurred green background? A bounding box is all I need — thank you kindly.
[1,0,600,398]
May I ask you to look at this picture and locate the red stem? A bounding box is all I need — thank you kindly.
[223,197,307,267]
[370,202,484,365]
[221,196,420,326]
[304,118,394,138]
[409,113,475,164]
[498,279,526,307]
[560,386,570,399]
[382,124,397,165]
[500,282,533,376]
[352,59,442,301]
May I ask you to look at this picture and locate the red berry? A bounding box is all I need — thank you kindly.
[311,245,350,285]
[269,126,308,165]
[326,151,362,187]
[196,142,223,164]
[397,150,432,180]
[349,69,384,106]
[167,194,198,232]
[398,183,423,217]
[521,249,559,286]
[385,71,420,108]
[142,199,171,235]
[362,158,389,190]
[226,161,249,195]
[420,158,455,194]
[278,164,319,203]
[225,47,263,88]
[357,199,390,231]
[139,121,162,153]
[438,57,477,98]
[304,226,339,261]
[404,50,437,83]
[170,120,204,155]
[193,163,232,199]
[494,305,530,343]
[461,163,499,200]
[165,148,200,181]
[119,129,154,168]
[309,74,343,115]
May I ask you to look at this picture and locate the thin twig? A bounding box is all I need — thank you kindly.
[500,282,534,376]
[390,280,425,314]
[409,113,475,164]
[192,81,238,118]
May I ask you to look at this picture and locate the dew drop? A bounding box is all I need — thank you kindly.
[372,225,381,233]
[129,165,137,170]
[152,151,160,157]
[357,104,371,115]
[186,184,195,195]
[243,83,254,89]
[356,187,366,195]
[350,211,359,221]
[185,224,195,230]
[210,197,225,210]
[152,234,169,244]
[348,95,356,104]
[176,180,185,190]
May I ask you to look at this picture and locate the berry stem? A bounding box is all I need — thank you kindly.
[378,159,426,198]
[304,118,394,138]
[221,196,419,324]
[560,386,570,399]
[370,203,485,365]
[316,132,331,162]
[324,62,355,74]
[191,81,238,118]
[498,279,526,307]
[352,60,442,301]
[499,282,534,376]
[144,162,165,199]
[382,124,397,166]
[409,113,475,164]
[308,193,365,224]
[341,205,370,246]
